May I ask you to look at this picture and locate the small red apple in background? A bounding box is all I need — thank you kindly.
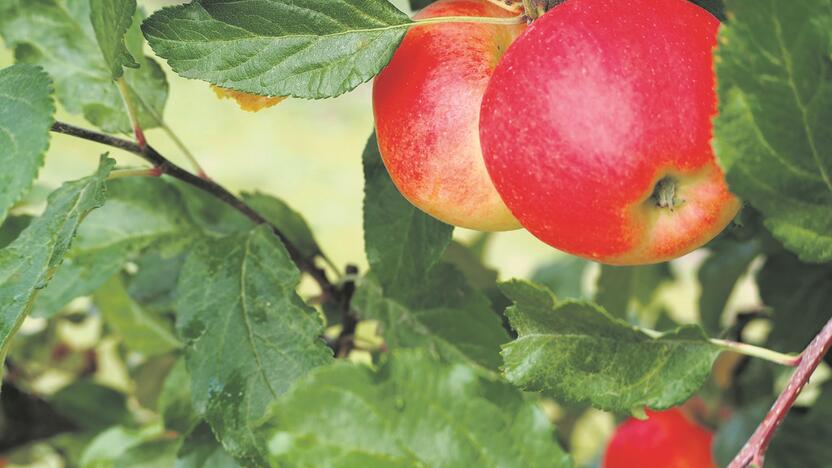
[373,0,524,231]
[479,0,740,264]
[604,408,716,468]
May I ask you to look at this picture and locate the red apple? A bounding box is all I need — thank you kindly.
[373,0,524,231]
[479,0,740,264]
[604,408,716,468]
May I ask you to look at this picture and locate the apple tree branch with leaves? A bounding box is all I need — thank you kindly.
[0,0,830,466]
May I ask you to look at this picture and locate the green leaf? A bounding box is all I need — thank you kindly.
[33,177,197,318]
[0,157,114,361]
[242,192,326,261]
[125,250,186,315]
[757,250,832,353]
[175,182,252,236]
[89,0,139,78]
[260,350,571,467]
[177,424,243,468]
[158,358,199,434]
[714,385,832,467]
[441,241,499,291]
[49,379,131,431]
[0,64,54,224]
[94,276,181,356]
[79,423,165,468]
[113,439,180,468]
[500,280,721,412]
[363,133,453,295]
[594,264,673,321]
[0,0,168,133]
[697,237,762,334]
[531,256,589,300]
[175,226,332,464]
[353,263,508,374]
[0,215,33,249]
[713,0,832,262]
[142,0,412,99]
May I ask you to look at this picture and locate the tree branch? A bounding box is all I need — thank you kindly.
[729,316,832,467]
[50,121,337,301]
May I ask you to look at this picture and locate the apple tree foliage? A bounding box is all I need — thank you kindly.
[0,0,829,466]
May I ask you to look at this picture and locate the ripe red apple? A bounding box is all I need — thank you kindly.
[604,408,716,468]
[479,0,741,264]
[373,0,524,231]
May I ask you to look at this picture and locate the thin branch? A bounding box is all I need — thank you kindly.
[50,121,336,301]
[336,264,360,358]
[126,81,207,177]
[729,316,832,468]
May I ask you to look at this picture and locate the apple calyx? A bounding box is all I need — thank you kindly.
[651,177,684,211]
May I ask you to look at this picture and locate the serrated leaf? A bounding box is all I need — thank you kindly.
[500,280,721,412]
[697,237,762,334]
[353,263,508,374]
[94,276,181,356]
[142,0,412,99]
[0,64,54,224]
[175,226,332,464]
[363,133,453,295]
[260,350,571,467]
[0,157,114,360]
[177,423,243,468]
[0,0,168,133]
[713,0,832,262]
[242,192,325,261]
[595,264,673,321]
[758,250,832,353]
[33,178,197,318]
[90,0,139,78]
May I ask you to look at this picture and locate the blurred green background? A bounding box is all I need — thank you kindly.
[0,0,761,327]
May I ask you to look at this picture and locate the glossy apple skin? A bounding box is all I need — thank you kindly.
[479,0,740,264]
[604,408,716,468]
[373,0,524,231]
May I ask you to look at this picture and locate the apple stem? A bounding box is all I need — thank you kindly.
[728,316,832,468]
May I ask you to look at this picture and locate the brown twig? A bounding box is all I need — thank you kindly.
[336,264,360,357]
[729,317,832,467]
[50,121,337,301]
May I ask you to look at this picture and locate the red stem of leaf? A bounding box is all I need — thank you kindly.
[729,316,832,468]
